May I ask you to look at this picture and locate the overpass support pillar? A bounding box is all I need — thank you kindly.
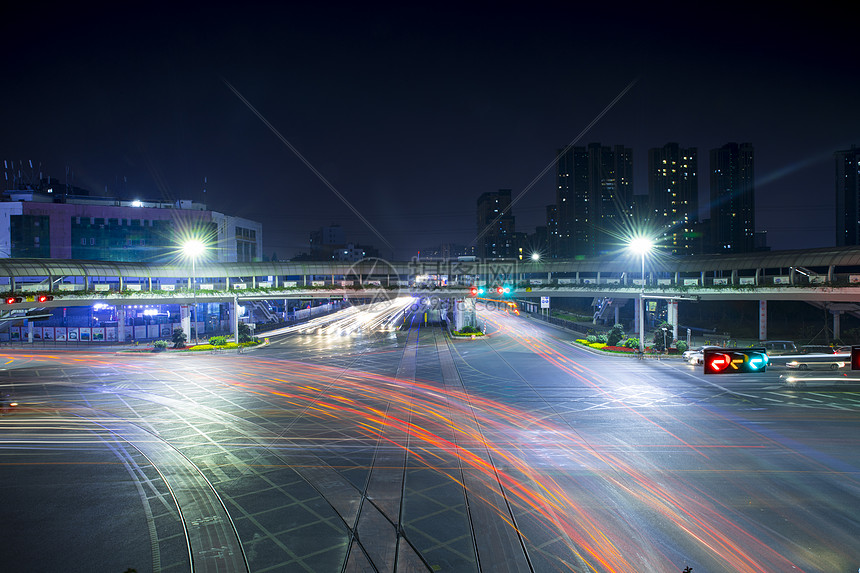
[614,305,619,326]
[731,269,738,285]
[453,298,477,331]
[181,304,191,343]
[758,300,767,342]
[834,310,842,340]
[117,306,126,343]
[634,294,641,335]
[232,295,240,342]
[668,300,679,342]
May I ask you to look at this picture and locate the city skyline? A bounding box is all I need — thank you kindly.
[1,3,856,260]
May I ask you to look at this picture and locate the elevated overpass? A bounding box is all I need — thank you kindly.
[3,245,860,341]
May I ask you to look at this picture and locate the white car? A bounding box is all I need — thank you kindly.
[785,356,846,371]
[683,345,720,365]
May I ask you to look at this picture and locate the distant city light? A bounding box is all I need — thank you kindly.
[131,199,143,207]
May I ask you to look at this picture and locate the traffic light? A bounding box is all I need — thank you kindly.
[851,346,860,370]
[469,286,478,297]
[5,296,22,304]
[37,295,54,303]
[704,348,768,374]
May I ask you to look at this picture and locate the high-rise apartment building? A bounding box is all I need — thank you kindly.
[648,143,699,255]
[556,143,634,258]
[545,204,559,257]
[476,189,516,259]
[709,142,755,253]
[835,145,860,246]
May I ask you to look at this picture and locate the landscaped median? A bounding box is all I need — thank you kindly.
[574,337,640,354]
[123,338,263,354]
[451,325,485,338]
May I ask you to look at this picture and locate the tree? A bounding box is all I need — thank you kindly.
[238,322,253,343]
[652,322,674,351]
[171,327,187,349]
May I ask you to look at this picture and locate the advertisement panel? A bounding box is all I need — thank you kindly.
[79,327,92,341]
[54,327,67,341]
[148,325,161,338]
[67,328,79,341]
[42,327,54,341]
[105,328,117,341]
[92,328,105,341]
[134,326,147,339]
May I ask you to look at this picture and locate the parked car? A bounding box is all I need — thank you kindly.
[684,345,721,365]
[762,340,798,355]
[799,345,838,354]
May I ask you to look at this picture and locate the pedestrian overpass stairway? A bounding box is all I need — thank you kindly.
[592,297,627,324]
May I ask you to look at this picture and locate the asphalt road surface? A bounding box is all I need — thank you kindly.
[1,309,859,572]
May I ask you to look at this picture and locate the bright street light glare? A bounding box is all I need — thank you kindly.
[531,252,541,261]
[182,239,206,258]
[628,237,654,255]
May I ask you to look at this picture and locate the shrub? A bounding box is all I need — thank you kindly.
[607,324,625,347]
[586,335,598,343]
[152,340,168,352]
[596,334,608,344]
[208,336,228,346]
[675,340,688,353]
[623,337,639,348]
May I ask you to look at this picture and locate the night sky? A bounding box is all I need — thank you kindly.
[2,3,857,260]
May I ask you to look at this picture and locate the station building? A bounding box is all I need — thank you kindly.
[0,189,262,263]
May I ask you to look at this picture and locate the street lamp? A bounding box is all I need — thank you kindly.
[628,237,654,354]
[182,239,206,345]
[531,252,541,261]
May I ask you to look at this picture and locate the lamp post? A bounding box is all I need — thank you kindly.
[628,237,653,354]
[183,239,205,345]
